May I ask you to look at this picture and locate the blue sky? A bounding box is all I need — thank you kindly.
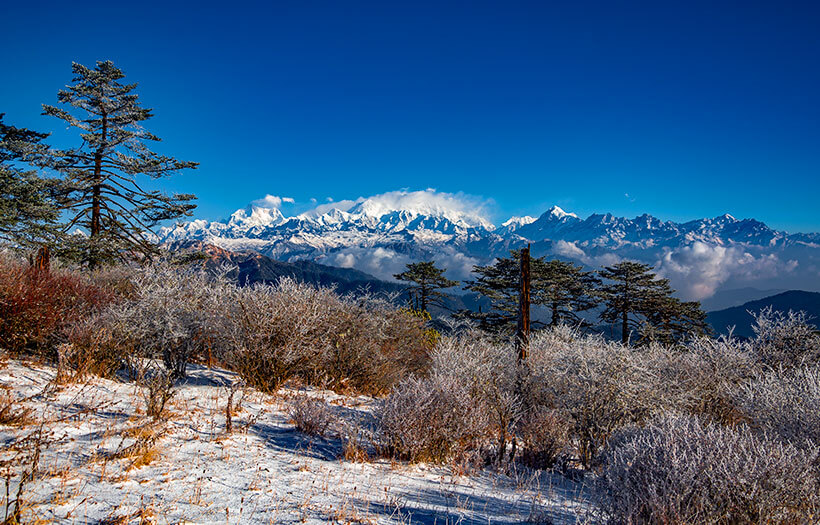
[2,1,820,232]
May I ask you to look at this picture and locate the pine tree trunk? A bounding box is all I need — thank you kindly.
[89,113,107,269]
[622,309,629,345]
[420,280,428,313]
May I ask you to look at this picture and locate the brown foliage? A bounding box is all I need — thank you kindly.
[0,257,115,358]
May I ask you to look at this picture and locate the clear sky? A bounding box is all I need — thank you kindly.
[2,1,819,232]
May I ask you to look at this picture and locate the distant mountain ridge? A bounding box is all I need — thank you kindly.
[159,190,820,301]
[706,290,820,338]
[699,287,787,312]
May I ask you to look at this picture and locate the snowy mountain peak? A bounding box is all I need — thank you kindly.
[345,191,494,230]
[228,206,285,229]
[502,216,537,228]
[500,216,537,234]
[545,205,579,220]
[157,190,819,303]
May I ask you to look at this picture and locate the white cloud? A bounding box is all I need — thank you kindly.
[654,241,798,301]
[550,241,621,269]
[334,252,356,268]
[553,240,586,259]
[318,245,477,284]
[251,194,294,209]
[306,199,363,216]
[353,189,495,228]
[244,189,495,227]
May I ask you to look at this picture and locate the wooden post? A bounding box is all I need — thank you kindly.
[29,245,50,274]
[516,244,531,362]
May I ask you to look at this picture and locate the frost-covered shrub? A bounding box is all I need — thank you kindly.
[103,264,231,378]
[312,296,431,394]
[288,395,336,437]
[378,374,487,463]
[378,333,520,464]
[527,327,669,467]
[516,406,570,470]
[597,414,820,525]
[735,365,820,447]
[222,279,336,392]
[223,279,431,394]
[682,335,758,425]
[523,327,766,466]
[750,307,820,367]
[64,312,127,378]
[137,363,176,420]
[431,334,522,463]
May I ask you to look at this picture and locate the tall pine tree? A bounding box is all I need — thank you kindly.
[599,261,669,344]
[462,251,530,333]
[43,61,197,268]
[598,261,708,345]
[641,294,711,345]
[0,114,61,249]
[394,261,458,313]
[539,259,601,327]
[462,251,600,333]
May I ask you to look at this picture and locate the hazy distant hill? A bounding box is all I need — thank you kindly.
[706,290,820,338]
[699,287,787,311]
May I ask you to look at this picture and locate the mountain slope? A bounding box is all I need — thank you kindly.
[706,290,820,337]
[699,287,787,312]
[159,190,820,302]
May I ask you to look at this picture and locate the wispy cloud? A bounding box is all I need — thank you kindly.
[250,194,294,209]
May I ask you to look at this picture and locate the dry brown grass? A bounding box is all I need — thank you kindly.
[107,423,166,472]
[343,438,371,463]
[0,389,35,427]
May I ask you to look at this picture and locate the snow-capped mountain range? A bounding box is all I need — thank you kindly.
[159,190,820,301]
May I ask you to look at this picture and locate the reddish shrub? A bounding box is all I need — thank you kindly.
[0,257,114,357]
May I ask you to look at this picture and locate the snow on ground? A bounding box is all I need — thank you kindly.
[0,359,594,524]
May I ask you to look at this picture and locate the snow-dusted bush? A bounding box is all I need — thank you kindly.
[735,365,820,447]
[288,395,336,437]
[222,279,336,392]
[312,297,431,394]
[432,334,523,463]
[750,307,820,367]
[223,279,431,394]
[378,333,521,464]
[682,334,758,425]
[522,326,768,465]
[378,374,487,463]
[63,313,126,378]
[103,264,232,378]
[516,406,570,470]
[79,262,431,391]
[597,413,820,524]
[527,327,670,467]
[137,363,176,420]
